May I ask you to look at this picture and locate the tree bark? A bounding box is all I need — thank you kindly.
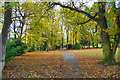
[47,35,49,52]
[88,41,90,49]
[2,2,12,61]
[92,42,94,48]
[53,2,119,65]
[67,34,68,49]
[62,37,63,48]
[61,23,63,48]
[0,2,12,79]
[66,27,69,49]
[73,31,74,45]
[96,42,98,48]
[98,2,116,64]
[13,20,16,39]
[75,31,77,44]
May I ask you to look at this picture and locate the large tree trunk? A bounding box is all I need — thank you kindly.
[0,2,12,79]
[98,2,116,64]
[2,2,12,62]
[0,35,3,80]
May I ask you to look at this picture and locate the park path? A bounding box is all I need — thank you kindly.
[59,50,83,78]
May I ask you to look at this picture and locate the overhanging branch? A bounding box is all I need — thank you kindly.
[76,13,98,25]
[76,18,91,25]
[53,2,99,23]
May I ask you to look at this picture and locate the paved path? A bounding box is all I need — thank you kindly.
[62,51,77,65]
[59,50,83,78]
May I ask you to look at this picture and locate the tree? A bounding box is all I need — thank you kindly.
[2,2,12,61]
[0,2,12,79]
[52,2,120,64]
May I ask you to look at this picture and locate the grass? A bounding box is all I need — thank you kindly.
[65,48,120,78]
[72,47,119,58]
[73,49,103,57]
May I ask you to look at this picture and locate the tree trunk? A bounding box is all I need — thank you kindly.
[67,34,68,49]
[98,2,116,64]
[47,35,49,52]
[96,42,98,48]
[88,41,90,49]
[61,24,63,48]
[73,31,74,45]
[2,2,12,61]
[0,2,12,79]
[13,20,16,39]
[66,28,69,49]
[75,31,77,44]
[92,42,94,48]
[19,18,25,39]
[62,37,63,48]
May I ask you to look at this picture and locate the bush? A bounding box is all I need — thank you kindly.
[40,41,47,51]
[5,39,26,63]
[56,46,60,50]
[26,43,36,52]
[67,44,73,49]
[80,40,88,46]
[26,41,47,52]
[73,43,81,50]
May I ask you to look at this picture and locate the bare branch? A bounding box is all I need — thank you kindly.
[71,0,77,9]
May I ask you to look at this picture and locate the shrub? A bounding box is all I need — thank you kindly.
[5,39,26,63]
[40,41,47,51]
[67,44,73,49]
[56,46,60,50]
[26,43,36,52]
[73,43,81,50]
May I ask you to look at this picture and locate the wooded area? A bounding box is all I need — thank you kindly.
[0,1,120,79]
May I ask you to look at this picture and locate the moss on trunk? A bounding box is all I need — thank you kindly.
[98,2,117,65]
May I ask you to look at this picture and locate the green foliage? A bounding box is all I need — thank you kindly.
[40,41,47,51]
[5,39,26,63]
[80,40,88,46]
[118,43,120,47]
[63,43,67,46]
[26,40,47,52]
[26,43,36,52]
[94,43,98,47]
[73,43,81,50]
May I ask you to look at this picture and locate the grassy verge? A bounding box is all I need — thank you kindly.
[65,48,120,78]
[71,47,119,58]
[72,49,103,57]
